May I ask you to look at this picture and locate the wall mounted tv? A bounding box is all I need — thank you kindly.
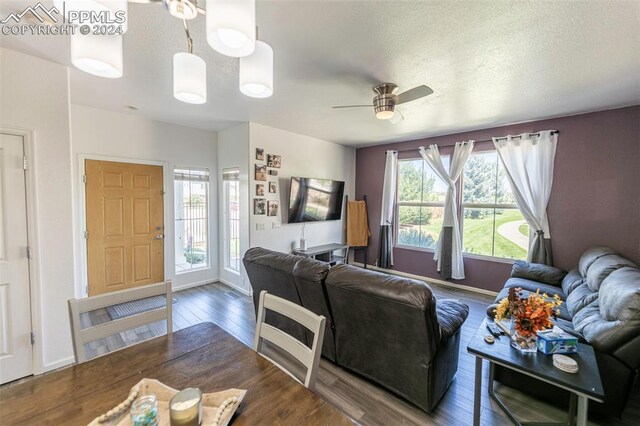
[288,177,345,223]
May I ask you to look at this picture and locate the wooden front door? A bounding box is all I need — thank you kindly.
[85,160,164,296]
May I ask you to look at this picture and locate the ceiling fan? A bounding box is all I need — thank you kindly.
[333,83,433,122]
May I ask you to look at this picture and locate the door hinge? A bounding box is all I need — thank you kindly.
[26,245,31,260]
[23,156,28,171]
[82,174,87,184]
[83,230,88,239]
[30,331,35,345]
[85,285,89,295]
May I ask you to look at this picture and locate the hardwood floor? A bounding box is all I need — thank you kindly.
[7,280,640,425]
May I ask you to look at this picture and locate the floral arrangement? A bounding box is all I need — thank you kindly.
[494,287,563,338]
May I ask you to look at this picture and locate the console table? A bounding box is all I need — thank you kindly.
[467,319,604,426]
[292,243,349,265]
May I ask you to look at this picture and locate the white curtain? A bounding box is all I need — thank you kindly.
[378,150,398,268]
[419,141,474,279]
[493,131,557,265]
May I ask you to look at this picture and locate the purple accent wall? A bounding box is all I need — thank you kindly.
[355,106,640,293]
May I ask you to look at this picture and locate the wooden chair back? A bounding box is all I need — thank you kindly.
[253,290,326,389]
[68,280,173,364]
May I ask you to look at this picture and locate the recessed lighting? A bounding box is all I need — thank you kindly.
[127,105,139,110]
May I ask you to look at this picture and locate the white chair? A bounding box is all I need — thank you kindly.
[253,290,326,389]
[68,280,173,364]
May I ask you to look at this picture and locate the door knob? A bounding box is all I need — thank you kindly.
[153,234,165,240]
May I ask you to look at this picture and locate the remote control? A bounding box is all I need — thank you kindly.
[486,322,503,337]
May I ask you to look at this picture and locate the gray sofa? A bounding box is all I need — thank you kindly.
[243,247,469,412]
[492,246,640,417]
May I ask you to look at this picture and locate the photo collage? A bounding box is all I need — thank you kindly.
[254,148,280,217]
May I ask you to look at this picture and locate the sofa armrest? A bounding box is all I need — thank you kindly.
[511,261,567,287]
[437,299,469,341]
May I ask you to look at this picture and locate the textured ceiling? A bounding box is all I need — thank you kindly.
[1,0,639,146]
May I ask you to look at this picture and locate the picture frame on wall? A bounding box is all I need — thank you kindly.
[255,164,267,181]
[254,198,266,215]
[267,154,281,168]
[256,184,265,196]
[269,182,277,193]
[268,169,278,176]
[256,148,265,161]
[267,200,279,217]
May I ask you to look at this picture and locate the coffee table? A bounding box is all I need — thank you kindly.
[467,319,604,426]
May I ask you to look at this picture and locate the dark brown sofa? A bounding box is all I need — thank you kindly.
[243,247,469,412]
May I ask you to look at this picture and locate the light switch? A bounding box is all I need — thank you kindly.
[256,223,265,231]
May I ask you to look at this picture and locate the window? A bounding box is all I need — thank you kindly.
[396,157,450,250]
[174,167,209,273]
[223,168,240,272]
[461,151,528,260]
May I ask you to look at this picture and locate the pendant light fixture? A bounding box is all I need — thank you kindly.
[164,0,199,20]
[70,33,124,78]
[206,0,255,57]
[173,20,207,104]
[239,38,273,98]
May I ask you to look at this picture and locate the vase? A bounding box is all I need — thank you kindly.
[510,320,537,353]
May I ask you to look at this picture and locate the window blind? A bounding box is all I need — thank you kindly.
[175,167,210,182]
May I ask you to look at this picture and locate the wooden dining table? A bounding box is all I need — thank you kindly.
[0,322,353,425]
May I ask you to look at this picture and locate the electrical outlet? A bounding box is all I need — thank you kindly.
[256,223,265,231]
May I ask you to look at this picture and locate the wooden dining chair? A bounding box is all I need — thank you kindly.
[253,290,326,389]
[68,280,173,364]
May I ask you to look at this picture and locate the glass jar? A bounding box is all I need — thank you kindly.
[510,320,538,353]
[130,394,159,426]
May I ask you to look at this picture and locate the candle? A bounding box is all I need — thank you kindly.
[169,388,202,426]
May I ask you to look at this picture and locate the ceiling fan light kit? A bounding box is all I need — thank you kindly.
[333,82,433,122]
[206,0,256,58]
[70,33,124,78]
[173,52,207,104]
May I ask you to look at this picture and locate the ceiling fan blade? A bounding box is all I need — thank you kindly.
[389,109,404,124]
[396,85,433,105]
[332,105,372,109]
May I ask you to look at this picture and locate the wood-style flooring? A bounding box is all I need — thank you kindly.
[9,281,640,425]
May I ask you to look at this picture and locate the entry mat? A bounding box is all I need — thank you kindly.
[107,295,177,320]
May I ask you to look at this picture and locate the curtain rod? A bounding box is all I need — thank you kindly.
[391,130,559,153]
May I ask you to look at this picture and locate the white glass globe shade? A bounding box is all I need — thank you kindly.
[206,0,255,58]
[239,41,273,98]
[173,52,207,104]
[376,110,395,120]
[54,0,128,33]
[71,33,123,78]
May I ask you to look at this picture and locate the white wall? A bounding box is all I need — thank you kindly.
[217,124,251,294]
[0,48,76,371]
[248,123,355,254]
[70,105,219,292]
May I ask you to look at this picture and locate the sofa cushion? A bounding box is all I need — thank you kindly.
[571,267,640,354]
[503,277,566,299]
[561,269,584,296]
[578,246,617,277]
[511,261,567,286]
[566,282,599,317]
[599,267,640,322]
[586,255,637,291]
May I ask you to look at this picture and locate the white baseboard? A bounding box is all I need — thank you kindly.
[172,278,217,292]
[218,278,253,296]
[351,262,499,297]
[43,356,75,373]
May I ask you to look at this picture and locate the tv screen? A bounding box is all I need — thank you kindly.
[288,177,345,223]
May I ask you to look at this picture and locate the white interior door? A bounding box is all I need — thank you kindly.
[0,133,33,384]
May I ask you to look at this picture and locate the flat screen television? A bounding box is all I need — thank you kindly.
[288,177,345,223]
